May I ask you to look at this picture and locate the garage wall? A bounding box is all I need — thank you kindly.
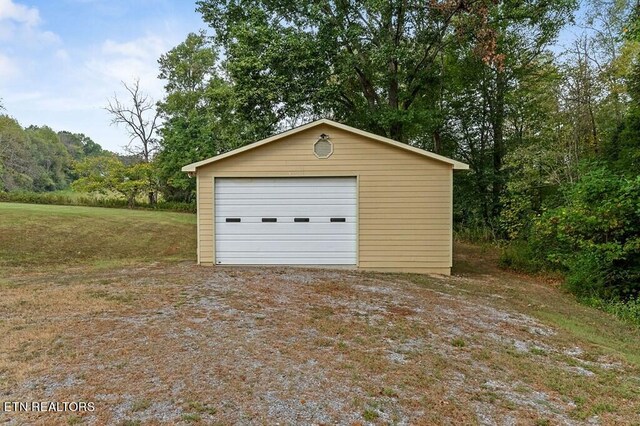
[196,123,453,274]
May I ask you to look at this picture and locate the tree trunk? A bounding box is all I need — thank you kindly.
[433,129,442,154]
[587,98,598,155]
[388,55,404,142]
[389,121,404,142]
[491,70,506,219]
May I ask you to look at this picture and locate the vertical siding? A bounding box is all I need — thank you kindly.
[196,124,453,274]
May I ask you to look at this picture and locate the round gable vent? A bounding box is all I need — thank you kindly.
[314,134,333,159]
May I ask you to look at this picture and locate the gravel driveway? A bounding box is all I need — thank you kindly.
[2,259,639,425]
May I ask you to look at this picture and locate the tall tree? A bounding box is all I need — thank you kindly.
[106,79,161,203]
[584,0,635,138]
[560,36,603,158]
[57,131,103,160]
[497,0,638,238]
[193,1,574,219]
[0,118,86,192]
[25,125,72,191]
[196,0,520,143]
[106,79,160,162]
[156,31,264,201]
[605,2,640,173]
[0,116,34,191]
[444,0,576,225]
[73,155,155,208]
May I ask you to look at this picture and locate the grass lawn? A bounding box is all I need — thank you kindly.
[0,202,196,269]
[0,202,639,424]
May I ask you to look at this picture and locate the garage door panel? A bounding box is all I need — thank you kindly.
[218,252,355,258]
[216,218,356,224]
[216,257,354,265]
[216,177,352,186]
[216,223,355,233]
[217,234,355,241]
[216,206,356,216]
[218,240,355,252]
[216,188,357,197]
[216,193,355,206]
[215,177,357,265]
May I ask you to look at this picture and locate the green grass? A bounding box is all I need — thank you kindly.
[451,337,466,348]
[88,290,138,304]
[66,415,82,425]
[582,296,640,327]
[118,421,141,426]
[381,387,398,398]
[0,203,196,268]
[362,408,379,421]
[453,225,497,243]
[537,310,640,367]
[0,190,196,213]
[131,399,151,412]
[432,243,640,369]
[181,413,202,422]
[529,347,548,356]
[498,240,547,274]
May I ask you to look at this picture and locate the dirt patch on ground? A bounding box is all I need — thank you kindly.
[1,256,639,424]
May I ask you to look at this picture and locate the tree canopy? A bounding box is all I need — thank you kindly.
[0,116,105,192]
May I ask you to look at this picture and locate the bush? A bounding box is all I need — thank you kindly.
[498,240,546,274]
[582,296,640,327]
[0,191,196,213]
[531,167,640,300]
[454,225,497,243]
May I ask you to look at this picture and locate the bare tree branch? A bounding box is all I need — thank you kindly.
[105,79,160,162]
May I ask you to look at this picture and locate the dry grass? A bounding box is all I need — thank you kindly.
[1,203,639,424]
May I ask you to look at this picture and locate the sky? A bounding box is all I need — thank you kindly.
[0,0,588,154]
[0,0,205,152]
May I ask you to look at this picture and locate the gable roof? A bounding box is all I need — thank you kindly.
[182,118,469,172]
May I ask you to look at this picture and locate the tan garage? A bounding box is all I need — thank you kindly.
[182,119,468,275]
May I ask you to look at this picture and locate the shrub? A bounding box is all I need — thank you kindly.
[532,167,640,300]
[454,225,497,243]
[498,240,546,274]
[582,296,640,327]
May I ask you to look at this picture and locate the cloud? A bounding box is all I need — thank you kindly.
[54,48,69,61]
[85,34,171,99]
[102,36,166,59]
[0,0,40,27]
[0,0,60,45]
[7,90,42,102]
[0,52,17,78]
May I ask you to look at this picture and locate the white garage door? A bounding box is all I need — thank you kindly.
[215,177,357,265]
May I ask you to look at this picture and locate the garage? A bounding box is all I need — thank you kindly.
[183,119,468,275]
[214,177,357,265]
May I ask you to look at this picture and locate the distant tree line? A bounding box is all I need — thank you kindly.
[0,116,105,192]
